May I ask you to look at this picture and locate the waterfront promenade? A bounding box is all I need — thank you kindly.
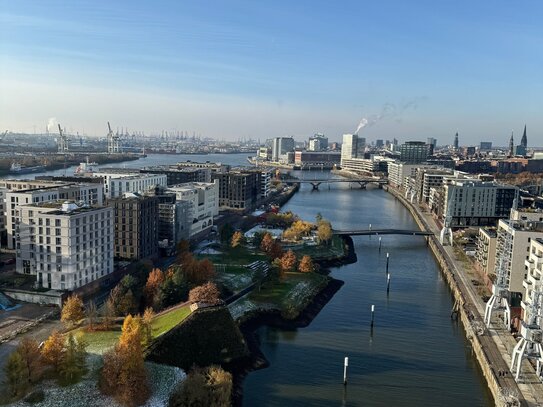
[387,186,543,407]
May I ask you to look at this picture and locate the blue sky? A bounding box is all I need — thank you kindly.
[1,1,542,144]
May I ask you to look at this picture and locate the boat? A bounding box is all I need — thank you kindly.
[74,157,99,176]
[9,162,46,174]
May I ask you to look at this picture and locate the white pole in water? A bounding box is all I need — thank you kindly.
[343,357,349,385]
[369,223,372,231]
[379,236,382,251]
[386,252,390,273]
[371,304,375,327]
[387,273,391,293]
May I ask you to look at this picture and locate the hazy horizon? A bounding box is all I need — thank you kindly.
[1,1,542,145]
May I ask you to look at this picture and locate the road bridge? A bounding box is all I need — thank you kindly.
[333,229,434,236]
[283,177,388,190]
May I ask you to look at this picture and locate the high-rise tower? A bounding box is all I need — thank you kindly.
[453,132,459,150]
[521,124,527,148]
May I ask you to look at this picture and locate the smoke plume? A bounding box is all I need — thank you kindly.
[46,117,58,133]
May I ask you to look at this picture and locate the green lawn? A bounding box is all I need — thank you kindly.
[199,245,267,267]
[249,271,328,310]
[76,304,192,354]
[286,236,345,260]
[151,305,192,338]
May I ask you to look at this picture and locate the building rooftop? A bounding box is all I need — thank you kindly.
[23,200,106,215]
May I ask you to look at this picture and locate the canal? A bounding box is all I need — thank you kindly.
[243,179,493,406]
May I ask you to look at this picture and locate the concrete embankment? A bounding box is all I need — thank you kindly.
[386,186,524,407]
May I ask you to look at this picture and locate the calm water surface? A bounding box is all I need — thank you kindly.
[243,173,493,406]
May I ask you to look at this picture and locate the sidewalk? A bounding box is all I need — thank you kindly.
[412,196,543,406]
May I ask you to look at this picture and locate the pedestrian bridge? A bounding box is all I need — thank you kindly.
[283,177,388,190]
[333,229,434,236]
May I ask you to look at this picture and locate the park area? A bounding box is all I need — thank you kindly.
[73,303,192,354]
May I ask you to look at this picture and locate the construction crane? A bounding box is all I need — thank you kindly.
[57,124,68,152]
[0,130,8,141]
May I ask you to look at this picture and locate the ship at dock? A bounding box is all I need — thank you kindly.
[9,162,46,174]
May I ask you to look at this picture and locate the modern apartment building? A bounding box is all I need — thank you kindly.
[92,170,167,198]
[442,178,517,227]
[308,134,328,151]
[211,172,258,210]
[5,183,104,249]
[496,219,543,296]
[168,181,219,238]
[399,141,429,164]
[109,193,159,260]
[475,227,497,279]
[15,201,114,290]
[141,167,210,185]
[272,137,295,162]
[522,238,543,324]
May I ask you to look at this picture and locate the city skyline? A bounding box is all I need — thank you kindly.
[1,1,542,144]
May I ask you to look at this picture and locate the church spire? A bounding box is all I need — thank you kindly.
[521,124,527,148]
[509,131,514,157]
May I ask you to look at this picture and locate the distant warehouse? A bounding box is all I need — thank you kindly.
[294,151,341,169]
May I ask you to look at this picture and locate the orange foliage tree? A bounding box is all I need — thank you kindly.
[61,294,85,327]
[280,250,297,273]
[100,314,150,406]
[41,331,65,369]
[298,255,315,273]
[144,268,165,309]
[188,282,221,305]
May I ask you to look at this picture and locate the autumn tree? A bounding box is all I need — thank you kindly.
[17,338,43,384]
[188,282,221,305]
[102,297,116,330]
[142,308,154,348]
[268,241,284,260]
[61,294,85,327]
[144,268,165,309]
[317,220,333,244]
[169,365,232,407]
[280,250,297,273]
[180,254,215,286]
[260,232,274,253]
[298,255,315,273]
[58,333,87,384]
[41,331,65,369]
[230,231,245,248]
[4,351,29,398]
[101,314,150,406]
[219,223,235,244]
[86,300,98,331]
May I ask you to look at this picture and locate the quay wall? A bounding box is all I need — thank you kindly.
[386,186,516,407]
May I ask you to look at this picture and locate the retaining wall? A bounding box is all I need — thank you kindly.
[386,186,517,407]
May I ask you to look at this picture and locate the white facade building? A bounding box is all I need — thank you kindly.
[16,201,114,290]
[497,219,543,296]
[271,137,295,162]
[92,171,167,198]
[442,179,517,227]
[5,183,104,249]
[168,181,219,238]
[341,134,365,164]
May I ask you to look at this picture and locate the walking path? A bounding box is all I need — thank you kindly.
[400,190,543,406]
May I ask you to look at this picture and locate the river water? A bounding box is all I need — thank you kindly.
[3,158,492,406]
[242,173,493,406]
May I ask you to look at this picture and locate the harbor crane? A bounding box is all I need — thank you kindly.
[439,191,453,246]
[57,124,69,152]
[484,224,513,329]
[484,192,519,329]
[107,122,120,154]
[511,276,543,380]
